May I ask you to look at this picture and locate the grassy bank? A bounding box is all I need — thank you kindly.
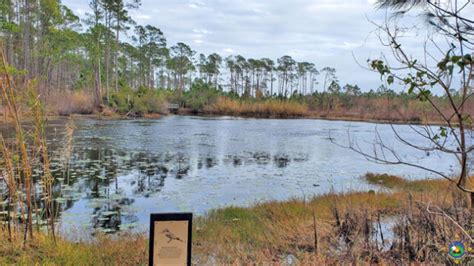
[202,96,309,118]
[17,80,471,124]
[1,174,470,264]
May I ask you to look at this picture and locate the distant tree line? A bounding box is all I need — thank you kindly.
[0,0,352,107]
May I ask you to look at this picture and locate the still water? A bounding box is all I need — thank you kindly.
[1,116,462,236]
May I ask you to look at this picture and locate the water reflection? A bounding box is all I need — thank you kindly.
[1,116,462,235]
[42,144,310,234]
[44,142,314,234]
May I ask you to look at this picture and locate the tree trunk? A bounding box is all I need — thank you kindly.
[94,58,102,108]
[115,19,120,92]
[105,11,110,103]
[22,0,31,81]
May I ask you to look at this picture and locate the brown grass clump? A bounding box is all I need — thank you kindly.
[143,113,162,119]
[307,95,474,125]
[206,96,309,118]
[46,90,95,116]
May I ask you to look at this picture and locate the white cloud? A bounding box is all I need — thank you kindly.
[193,29,212,35]
[189,0,206,9]
[223,48,235,54]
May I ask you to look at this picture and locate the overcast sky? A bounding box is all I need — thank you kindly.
[62,0,434,91]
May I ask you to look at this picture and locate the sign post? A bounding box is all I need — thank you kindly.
[149,213,193,266]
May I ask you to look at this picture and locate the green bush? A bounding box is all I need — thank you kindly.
[109,87,166,115]
[138,91,166,113]
[109,88,132,113]
[182,80,221,111]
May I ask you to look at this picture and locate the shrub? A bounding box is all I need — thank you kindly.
[109,88,167,115]
[182,80,221,111]
[109,88,132,113]
[141,94,166,113]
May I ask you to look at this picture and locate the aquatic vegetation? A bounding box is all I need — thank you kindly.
[365,173,448,192]
[272,153,290,168]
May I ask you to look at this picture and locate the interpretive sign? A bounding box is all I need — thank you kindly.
[149,213,193,266]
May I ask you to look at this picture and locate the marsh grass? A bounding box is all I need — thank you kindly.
[193,192,403,263]
[0,232,148,265]
[205,96,309,118]
[365,173,452,192]
[0,175,469,264]
[46,90,95,116]
[192,176,468,264]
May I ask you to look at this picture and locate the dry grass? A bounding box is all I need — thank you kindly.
[193,191,403,264]
[196,95,474,125]
[193,175,468,264]
[46,90,95,116]
[365,173,449,192]
[310,96,474,125]
[0,232,148,265]
[205,96,309,118]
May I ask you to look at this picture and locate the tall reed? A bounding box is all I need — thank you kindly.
[30,88,56,241]
[0,46,55,244]
[0,46,34,243]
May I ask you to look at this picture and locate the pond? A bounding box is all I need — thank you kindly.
[0,116,462,237]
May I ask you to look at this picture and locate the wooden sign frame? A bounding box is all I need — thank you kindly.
[149,213,193,266]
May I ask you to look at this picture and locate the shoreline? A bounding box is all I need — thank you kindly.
[24,110,448,127]
[0,106,450,126]
[180,111,448,126]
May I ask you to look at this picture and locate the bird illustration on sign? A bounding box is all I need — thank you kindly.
[161,228,184,243]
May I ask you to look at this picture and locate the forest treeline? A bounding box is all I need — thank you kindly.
[0,1,332,99]
[0,0,470,121]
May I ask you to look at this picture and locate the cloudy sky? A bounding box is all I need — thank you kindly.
[62,0,433,91]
